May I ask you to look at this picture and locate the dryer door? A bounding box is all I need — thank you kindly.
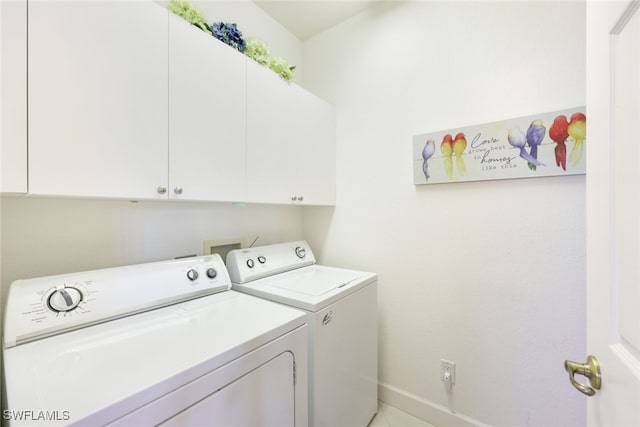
[107,326,307,427]
[162,351,295,427]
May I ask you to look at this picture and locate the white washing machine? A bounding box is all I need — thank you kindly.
[3,254,308,426]
[226,241,378,427]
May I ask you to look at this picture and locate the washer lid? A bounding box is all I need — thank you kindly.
[261,266,365,296]
[232,265,377,312]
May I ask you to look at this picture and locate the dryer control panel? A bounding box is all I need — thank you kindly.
[3,254,231,348]
[226,240,316,284]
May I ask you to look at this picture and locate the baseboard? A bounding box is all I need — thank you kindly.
[378,382,491,427]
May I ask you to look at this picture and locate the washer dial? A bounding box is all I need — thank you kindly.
[295,246,306,259]
[186,269,199,281]
[48,287,83,313]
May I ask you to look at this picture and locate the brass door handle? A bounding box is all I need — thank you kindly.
[564,355,601,396]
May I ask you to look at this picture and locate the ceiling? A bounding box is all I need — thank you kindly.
[253,1,380,40]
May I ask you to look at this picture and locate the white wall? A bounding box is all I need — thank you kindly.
[0,197,302,284]
[302,1,586,426]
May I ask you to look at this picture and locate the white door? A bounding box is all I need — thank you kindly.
[161,352,295,427]
[246,59,336,206]
[246,59,299,204]
[168,15,246,202]
[1,0,27,193]
[582,0,640,425]
[296,87,336,206]
[28,0,168,199]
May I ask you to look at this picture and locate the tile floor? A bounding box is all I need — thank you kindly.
[368,402,436,427]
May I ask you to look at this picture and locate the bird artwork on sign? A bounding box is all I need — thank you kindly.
[549,115,570,171]
[452,132,467,176]
[413,107,585,185]
[422,139,436,181]
[441,134,454,179]
[525,120,546,171]
[508,127,545,167]
[567,112,586,167]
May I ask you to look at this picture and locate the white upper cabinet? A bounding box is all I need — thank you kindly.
[168,15,246,202]
[24,1,335,204]
[293,84,336,206]
[246,60,335,206]
[1,0,28,193]
[27,0,169,199]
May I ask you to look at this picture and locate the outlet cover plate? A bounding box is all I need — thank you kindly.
[441,359,456,384]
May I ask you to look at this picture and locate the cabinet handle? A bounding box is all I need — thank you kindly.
[157,186,167,195]
[174,187,183,195]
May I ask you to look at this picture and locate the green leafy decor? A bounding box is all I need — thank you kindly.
[168,0,211,34]
[167,0,297,82]
[246,39,297,82]
[268,57,296,83]
[244,38,269,66]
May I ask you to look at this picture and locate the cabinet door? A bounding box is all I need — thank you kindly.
[168,16,246,202]
[28,0,168,199]
[246,60,336,205]
[246,60,298,204]
[1,0,27,193]
[293,87,336,206]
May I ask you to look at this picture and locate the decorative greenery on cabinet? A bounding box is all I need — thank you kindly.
[166,0,210,34]
[210,22,246,53]
[245,38,269,66]
[167,0,296,82]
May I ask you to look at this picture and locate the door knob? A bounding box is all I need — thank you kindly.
[564,355,601,396]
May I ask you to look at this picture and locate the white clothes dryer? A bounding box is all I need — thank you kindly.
[226,241,377,427]
[3,254,308,427]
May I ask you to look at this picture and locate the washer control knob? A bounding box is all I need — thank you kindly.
[186,269,199,281]
[246,259,255,269]
[295,246,306,259]
[206,268,217,279]
[48,287,82,313]
[257,256,266,264]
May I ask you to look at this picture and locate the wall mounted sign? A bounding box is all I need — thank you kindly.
[413,107,586,185]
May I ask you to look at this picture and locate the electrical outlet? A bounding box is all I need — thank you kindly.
[441,359,456,384]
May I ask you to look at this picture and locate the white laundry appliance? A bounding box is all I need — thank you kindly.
[3,254,308,426]
[226,241,378,427]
